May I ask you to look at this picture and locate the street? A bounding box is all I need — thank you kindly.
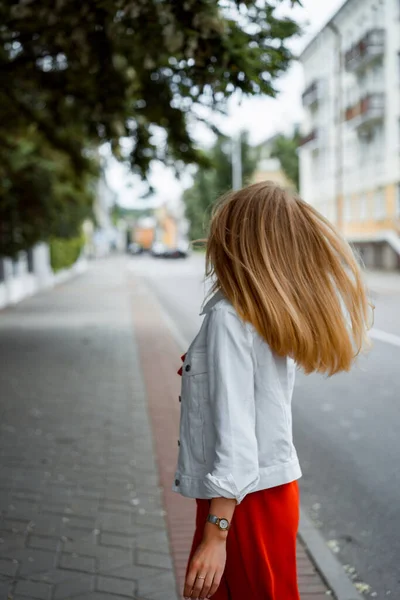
[130,253,400,599]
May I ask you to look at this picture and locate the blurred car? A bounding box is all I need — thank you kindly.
[128,242,144,255]
[163,241,190,259]
[151,242,166,257]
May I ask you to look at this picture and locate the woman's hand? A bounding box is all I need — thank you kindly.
[183,535,227,599]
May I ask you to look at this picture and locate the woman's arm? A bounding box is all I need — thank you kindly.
[184,306,259,599]
[184,497,236,600]
[203,307,260,503]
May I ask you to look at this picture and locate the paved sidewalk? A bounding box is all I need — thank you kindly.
[0,258,177,600]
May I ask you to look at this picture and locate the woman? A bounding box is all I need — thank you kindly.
[173,182,371,600]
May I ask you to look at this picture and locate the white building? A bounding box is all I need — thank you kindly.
[88,170,126,256]
[299,0,400,269]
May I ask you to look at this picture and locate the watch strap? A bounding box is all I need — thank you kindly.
[207,514,230,530]
[207,514,219,526]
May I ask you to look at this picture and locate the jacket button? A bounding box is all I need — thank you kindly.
[175,479,180,486]
[177,440,181,446]
[185,364,191,372]
[179,395,181,402]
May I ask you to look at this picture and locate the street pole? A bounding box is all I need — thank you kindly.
[231,133,243,191]
[328,22,344,232]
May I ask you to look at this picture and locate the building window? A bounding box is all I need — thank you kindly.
[360,193,368,221]
[374,187,386,219]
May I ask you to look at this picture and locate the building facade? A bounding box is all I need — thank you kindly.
[299,0,400,269]
[253,135,297,190]
[154,197,189,250]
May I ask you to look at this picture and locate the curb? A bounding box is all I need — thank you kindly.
[299,509,363,600]
[146,279,363,600]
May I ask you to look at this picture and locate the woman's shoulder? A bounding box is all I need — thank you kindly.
[206,296,255,339]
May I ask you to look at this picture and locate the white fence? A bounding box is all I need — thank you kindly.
[0,243,88,310]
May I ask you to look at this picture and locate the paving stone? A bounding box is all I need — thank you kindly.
[2,518,31,534]
[140,590,178,600]
[100,533,135,549]
[137,571,176,596]
[96,576,136,597]
[135,531,170,554]
[100,501,134,516]
[137,550,173,571]
[16,549,56,577]
[53,573,95,599]
[59,553,96,573]
[74,594,132,600]
[0,531,27,558]
[95,514,135,535]
[0,557,18,577]
[99,564,163,580]
[14,579,52,599]
[0,580,11,600]
[134,514,167,529]
[96,548,133,572]
[27,535,61,551]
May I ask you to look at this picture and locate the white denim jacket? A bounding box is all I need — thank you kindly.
[172,292,302,504]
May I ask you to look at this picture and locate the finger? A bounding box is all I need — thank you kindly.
[191,575,207,599]
[199,572,215,599]
[207,571,222,598]
[183,561,199,598]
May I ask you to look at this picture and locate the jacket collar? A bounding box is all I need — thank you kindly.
[200,290,225,315]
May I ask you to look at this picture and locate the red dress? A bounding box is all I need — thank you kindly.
[178,355,301,599]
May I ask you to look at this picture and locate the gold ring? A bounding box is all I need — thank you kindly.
[197,575,206,580]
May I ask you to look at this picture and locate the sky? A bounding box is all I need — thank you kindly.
[107,0,345,209]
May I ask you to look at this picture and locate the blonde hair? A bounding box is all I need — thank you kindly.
[206,181,372,376]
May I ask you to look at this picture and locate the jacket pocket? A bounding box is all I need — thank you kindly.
[183,353,207,464]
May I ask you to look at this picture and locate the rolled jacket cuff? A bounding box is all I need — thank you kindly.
[203,472,260,504]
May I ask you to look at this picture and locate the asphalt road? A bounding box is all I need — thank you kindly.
[129,253,400,599]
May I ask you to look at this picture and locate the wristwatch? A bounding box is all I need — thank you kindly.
[207,514,230,531]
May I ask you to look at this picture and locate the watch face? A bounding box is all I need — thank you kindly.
[219,519,229,530]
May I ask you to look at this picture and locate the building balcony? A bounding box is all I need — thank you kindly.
[299,128,319,149]
[302,80,323,108]
[344,93,385,131]
[344,29,385,73]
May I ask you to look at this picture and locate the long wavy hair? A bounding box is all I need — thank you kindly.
[206,181,372,375]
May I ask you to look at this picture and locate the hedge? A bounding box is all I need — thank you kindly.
[50,235,85,272]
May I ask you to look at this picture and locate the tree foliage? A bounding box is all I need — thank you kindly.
[0,0,301,255]
[270,129,301,190]
[184,132,258,240]
[0,133,96,256]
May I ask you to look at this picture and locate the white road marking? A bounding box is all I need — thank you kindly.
[370,328,400,348]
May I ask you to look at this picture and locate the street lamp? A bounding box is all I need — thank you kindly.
[231,133,243,191]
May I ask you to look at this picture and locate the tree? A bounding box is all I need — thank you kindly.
[184,132,259,240]
[0,133,96,256]
[270,129,301,190]
[0,0,301,255]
